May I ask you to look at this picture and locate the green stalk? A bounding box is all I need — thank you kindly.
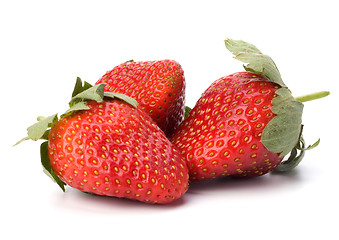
[295,91,330,103]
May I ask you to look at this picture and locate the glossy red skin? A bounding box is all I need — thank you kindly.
[96,60,185,138]
[48,99,189,204]
[171,72,283,181]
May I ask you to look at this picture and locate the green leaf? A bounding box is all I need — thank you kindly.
[225,38,287,88]
[40,141,66,191]
[14,120,52,146]
[306,138,320,150]
[104,92,138,108]
[14,136,30,146]
[62,79,105,118]
[64,102,90,114]
[27,114,58,141]
[185,106,192,119]
[261,88,304,157]
[69,83,105,106]
[40,129,50,140]
[298,138,320,151]
[72,77,84,97]
[71,77,93,98]
[224,39,262,55]
[61,102,91,119]
[274,136,306,172]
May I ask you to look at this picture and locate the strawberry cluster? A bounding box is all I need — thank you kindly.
[17,39,328,204]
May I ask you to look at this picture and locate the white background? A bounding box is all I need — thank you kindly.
[1,0,338,239]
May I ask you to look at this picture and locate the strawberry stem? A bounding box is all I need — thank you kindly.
[294,91,330,103]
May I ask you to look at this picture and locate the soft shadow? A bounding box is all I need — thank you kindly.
[77,191,188,208]
[187,168,302,195]
[49,169,303,213]
[49,187,189,215]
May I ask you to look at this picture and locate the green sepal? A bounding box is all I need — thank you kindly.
[61,102,90,119]
[261,88,304,157]
[184,106,192,119]
[274,137,305,172]
[15,115,55,146]
[27,114,58,141]
[69,83,105,106]
[64,78,140,116]
[40,141,66,191]
[104,92,138,108]
[299,138,320,150]
[273,135,318,172]
[14,136,30,146]
[71,77,93,98]
[40,129,50,140]
[225,38,287,88]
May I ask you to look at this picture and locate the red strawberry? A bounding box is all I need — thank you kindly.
[171,39,328,181]
[96,60,186,137]
[18,79,189,204]
[172,72,282,180]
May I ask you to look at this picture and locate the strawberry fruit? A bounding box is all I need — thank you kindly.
[171,72,282,180]
[171,39,329,181]
[18,79,189,204]
[96,60,186,137]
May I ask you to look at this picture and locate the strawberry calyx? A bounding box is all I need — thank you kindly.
[275,126,320,172]
[15,77,139,191]
[225,38,287,88]
[184,106,192,119]
[63,78,138,117]
[225,38,329,171]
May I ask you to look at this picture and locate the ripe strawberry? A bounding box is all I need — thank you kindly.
[171,39,328,181]
[96,60,186,137]
[18,79,189,204]
[171,72,282,180]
